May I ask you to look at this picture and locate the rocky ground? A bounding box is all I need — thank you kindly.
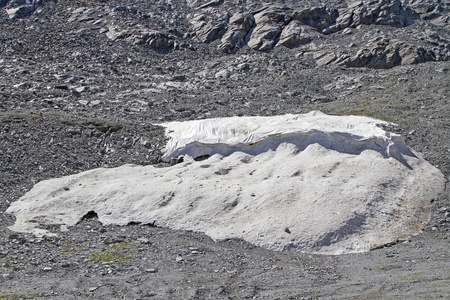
[0,0,449,299]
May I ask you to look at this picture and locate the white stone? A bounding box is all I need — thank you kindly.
[6,112,445,254]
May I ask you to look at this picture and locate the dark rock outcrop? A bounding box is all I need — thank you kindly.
[277,20,319,47]
[4,0,56,19]
[68,6,190,51]
[314,37,448,69]
[247,6,291,51]
[292,6,339,34]
[218,13,255,53]
[407,0,450,30]
[3,0,447,68]
[345,0,415,27]
[343,38,402,69]
[190,12,229,43]
[189,0,426,53]
[6,4,34,18]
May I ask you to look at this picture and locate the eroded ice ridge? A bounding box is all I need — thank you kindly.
[6,111,446,254]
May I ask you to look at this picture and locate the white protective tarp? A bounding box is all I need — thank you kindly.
[6,111,446,254]
[161,111,413,166]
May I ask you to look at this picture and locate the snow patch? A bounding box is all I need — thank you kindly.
[6,111,446,254]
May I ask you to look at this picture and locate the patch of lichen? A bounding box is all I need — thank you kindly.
[0,111,124,134]
[89,243,137,263]
[343,98,399,123]
[345,108,395,122]
[0,111,42,123]
[399,272,427,281]
[0,291,46,299]
[59,240,82,257]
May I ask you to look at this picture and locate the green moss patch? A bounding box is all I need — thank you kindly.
[89,243,137,263]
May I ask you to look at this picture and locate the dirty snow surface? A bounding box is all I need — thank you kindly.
[6,111,446,254]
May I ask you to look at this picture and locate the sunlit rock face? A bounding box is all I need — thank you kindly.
[6,111,446,254]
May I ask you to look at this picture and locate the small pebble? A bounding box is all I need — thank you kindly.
[145,268,158,273]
